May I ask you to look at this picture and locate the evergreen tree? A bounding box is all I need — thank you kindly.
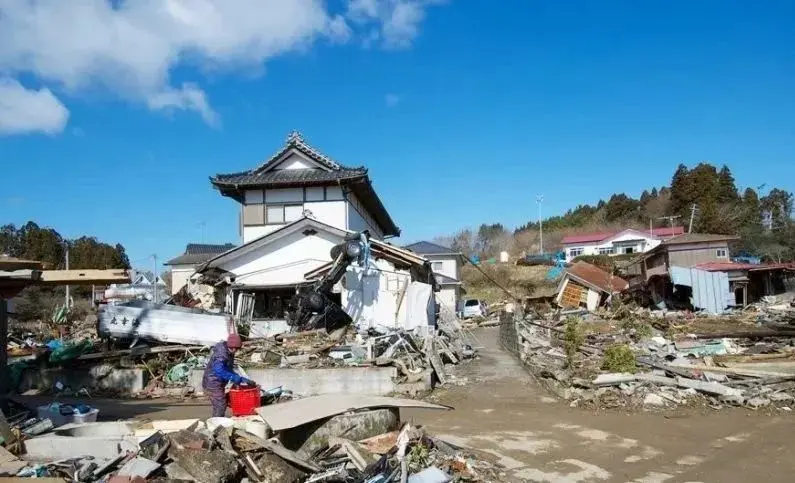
[717,165,740,203]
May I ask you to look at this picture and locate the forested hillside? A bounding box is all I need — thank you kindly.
[439,163,795,263]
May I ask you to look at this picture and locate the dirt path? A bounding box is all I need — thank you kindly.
[405,327,795,482]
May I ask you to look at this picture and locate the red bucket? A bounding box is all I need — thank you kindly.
[228,387,260,416]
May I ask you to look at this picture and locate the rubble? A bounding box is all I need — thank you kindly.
[0,395,504,482]
[511,294,795,412]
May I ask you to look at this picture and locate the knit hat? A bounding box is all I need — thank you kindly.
[227,334,243,348]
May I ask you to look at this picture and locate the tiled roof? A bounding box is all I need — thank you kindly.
[212,131,366,187]
[565,261,628,293]
[212,167,366,186]
[561,227,685,245]
[404,241,459,255]
[165,243,236,266]
[662,233,739,245]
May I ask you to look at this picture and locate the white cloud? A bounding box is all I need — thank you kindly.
[0,0,446,132]
[147,83,219,126]
[347,0,443,48]
[0,77,69,135]
[385,93,400,107]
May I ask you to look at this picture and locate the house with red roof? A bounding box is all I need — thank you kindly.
[560,227,685,262]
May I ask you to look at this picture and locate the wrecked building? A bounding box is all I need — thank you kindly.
[555,261,628,311]
[628,233,795,313]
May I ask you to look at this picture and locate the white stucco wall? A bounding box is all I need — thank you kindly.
[242,200,348,244]
[346,194,384,239]
[242,225,281,243]
[274,153,317,170]
[220,229,342,286]
[436,287,458,311]
[340,258,412,330]
[428,257,459,280]
[305,200,346,228]
[169,265,195,295]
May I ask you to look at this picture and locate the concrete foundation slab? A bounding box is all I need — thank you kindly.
[189,367,398,396]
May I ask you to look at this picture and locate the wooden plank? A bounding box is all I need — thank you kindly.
[39,269,129,286]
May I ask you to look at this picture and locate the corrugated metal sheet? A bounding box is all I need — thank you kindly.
[669,266,734,315]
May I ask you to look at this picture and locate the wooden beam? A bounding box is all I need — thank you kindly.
[39,269,130,286]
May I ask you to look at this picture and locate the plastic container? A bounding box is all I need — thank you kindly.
[245,419,269,439]
[37,403,99,428]
[228,387,260,416]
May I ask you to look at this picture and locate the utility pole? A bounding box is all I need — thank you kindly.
[536,195,544,255]
[64,243,70,310]
[152,254,158,304]
[688,203,697,233]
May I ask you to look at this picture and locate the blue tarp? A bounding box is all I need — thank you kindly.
[669,266,734,315]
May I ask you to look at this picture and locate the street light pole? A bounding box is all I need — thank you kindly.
[64,243,70,310]
[536,195,544,255]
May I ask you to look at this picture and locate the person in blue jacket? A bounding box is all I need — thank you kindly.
[202,334,256,417]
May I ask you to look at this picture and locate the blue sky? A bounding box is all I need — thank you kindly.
[2,0,794,269]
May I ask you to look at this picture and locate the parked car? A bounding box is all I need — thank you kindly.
[461,298,488,319]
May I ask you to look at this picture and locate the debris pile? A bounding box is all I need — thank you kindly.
[1,395,504,482]
[240,320,479,396]
[514,305,795,412]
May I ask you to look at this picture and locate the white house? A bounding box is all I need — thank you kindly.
[164,243,236,295]
[403,241,465,313]
[213,131,399,244]
[560,227,685,262]
[193,131,435,331]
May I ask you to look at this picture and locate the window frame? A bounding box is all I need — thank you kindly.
[431,261,444,272]
[569,247,584,257]
[597,247,615,255]
[716,248,728,258]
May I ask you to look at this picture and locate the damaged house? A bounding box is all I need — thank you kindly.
[402,241,465,314]
[555,261,629,311]
[184,131,437,335]
[624,233,794,313]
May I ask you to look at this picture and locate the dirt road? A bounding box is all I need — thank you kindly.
[21,327,794,482]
